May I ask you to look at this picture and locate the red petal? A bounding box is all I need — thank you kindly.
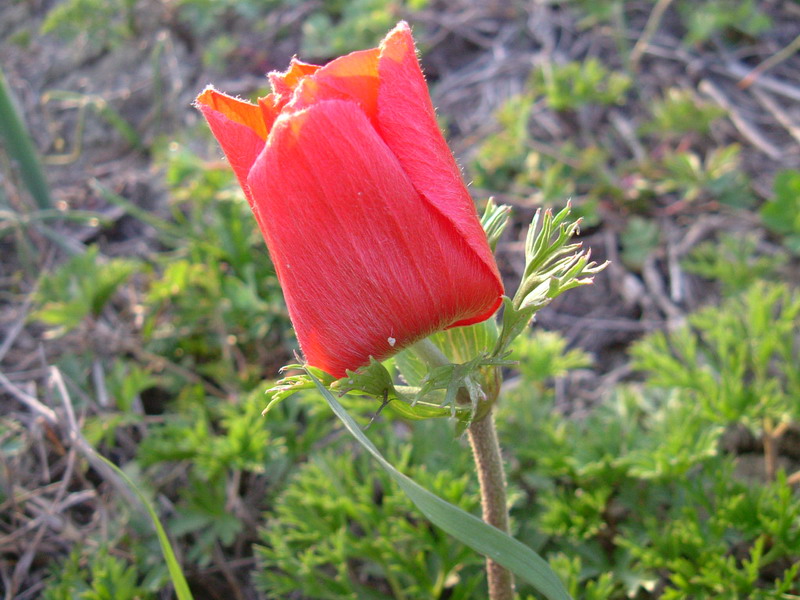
[286,48,380,123]
[247,99,502,377]
[257,94,282,134]
[376,22,503,321]
[195,87,267,200]
[269,59,321,100]
[196,87,268,140]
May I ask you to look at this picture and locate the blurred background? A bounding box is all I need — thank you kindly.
[1,1,799,598]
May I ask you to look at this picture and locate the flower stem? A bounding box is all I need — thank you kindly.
[468,411,514,600]
[409,337,451,368]
[410,336,514,599]
[763,418,789,481]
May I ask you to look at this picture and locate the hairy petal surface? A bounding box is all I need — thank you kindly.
[286,48,380,124]
[195,88,266,202]
[376,23,502,322]
[248,99,501,377]
[268,59,321,100]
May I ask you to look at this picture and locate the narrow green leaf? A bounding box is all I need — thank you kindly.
[92,453,194,600]
[307,369,572,600]
[0,68,53,209]
[480,198,512,251]
[262,366,336,415]
[91,179,183,239]
[493,296,537,357]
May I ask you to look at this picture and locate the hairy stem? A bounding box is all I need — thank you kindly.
[410,337,513,599]
[409,337,450,368]
[763,419,790,481]
[468,411,514,600]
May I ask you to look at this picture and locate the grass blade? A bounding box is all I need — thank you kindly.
[0,67,53,209]
[92,452,195,600]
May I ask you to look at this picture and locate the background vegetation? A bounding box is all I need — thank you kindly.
[1,0,799,598]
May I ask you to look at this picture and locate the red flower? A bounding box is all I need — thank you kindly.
[195,22,503,378]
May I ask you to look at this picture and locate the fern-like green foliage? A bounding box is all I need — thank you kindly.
[656,144,756,207]
[42,547,149,600]
[498,342,799,597]
[301,0,430,57]
[641,88,726,138]
[532,58,631,111]
[761,170,800,253]
[511,330,592,384]
[683,233,787,295]
[32,245,140,336]
[631,281,800,432]
[40,0,138,49]
[678,0,772,43]
[255,419,483,600]
[617,466,800,599]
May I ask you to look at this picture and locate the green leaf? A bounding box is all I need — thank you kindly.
[491,204,607,358]
[512,330,592,383]
[394,320,500,389]
[620,216,660,270]
[307,369,572,600]
[631,281,800,430]
[394,347,429,387]
[761,170,800,238]
[414,353,510,421]
[92,453,193,600]
[682,233,786,295]
[262,365,336,415]
[480,198,512,251]
[334,358,455,420]
[31,246,139,334]
[33,299,91,331]
[0,67,53,209]
[494,296,538,357]
[514,204,607,313]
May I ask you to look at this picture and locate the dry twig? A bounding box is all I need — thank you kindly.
[738,33,800,90]
[49,367,138,507]
[630,0,676,70]
[0,372,58,425]
[751,88,800,146]
[699,79,783,160]
[721,61,800,102]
